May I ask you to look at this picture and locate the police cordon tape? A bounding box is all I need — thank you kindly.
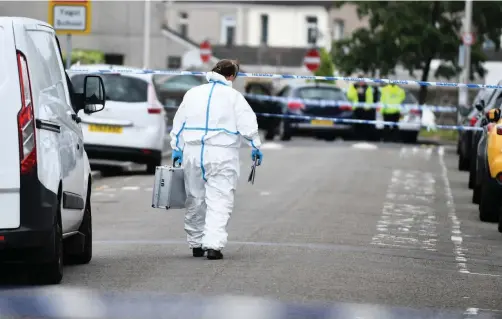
[254,112,483,132]
[243,93,457,113]
[67,68,497,89]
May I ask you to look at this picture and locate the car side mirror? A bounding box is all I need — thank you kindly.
[486,108,501,123]
[83,75,105,114]
[475,100,485,112]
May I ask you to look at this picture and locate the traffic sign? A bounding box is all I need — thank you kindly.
[304,48,321,73]
[200,40,212,63]
[462,32,475,46]
[48,0,91,35]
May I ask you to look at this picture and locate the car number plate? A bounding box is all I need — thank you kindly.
[88,124,123,134]
[311,120,333,126]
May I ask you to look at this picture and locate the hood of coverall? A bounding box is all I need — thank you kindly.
[205,72,233,87]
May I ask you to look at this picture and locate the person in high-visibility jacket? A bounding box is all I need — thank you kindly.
[347,76,375,140]
[380,83,406,141]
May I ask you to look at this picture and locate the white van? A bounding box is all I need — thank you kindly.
[0,17,105,284]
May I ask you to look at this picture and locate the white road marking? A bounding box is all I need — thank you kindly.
[122,186,139,191]
[144,187,153,192]
[438,146,469,274]
[261,142,284,149]
[399,146,433,160]
[351,142,378,150]
[372,169,438,251]
[104,188,116,192]
[260,191,271,196]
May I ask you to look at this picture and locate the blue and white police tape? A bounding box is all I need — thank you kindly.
[67,68,497,89]
[243,93,458,113]
[255,113,483,132]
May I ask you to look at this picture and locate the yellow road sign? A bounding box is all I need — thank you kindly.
[48,0,91,35]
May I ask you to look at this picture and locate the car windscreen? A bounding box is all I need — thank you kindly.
[71,74,148,103]
[296,87,347,100]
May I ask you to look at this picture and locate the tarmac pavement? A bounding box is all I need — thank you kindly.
[5,138,502,316]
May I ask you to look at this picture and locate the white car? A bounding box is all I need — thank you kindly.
[69,64,167,174]
[0,17,105,284]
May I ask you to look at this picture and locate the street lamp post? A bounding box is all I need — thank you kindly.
[142,0,151,69]
[459,0,473,108]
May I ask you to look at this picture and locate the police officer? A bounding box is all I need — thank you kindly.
[347,75,374,140]
[380,83,406,142]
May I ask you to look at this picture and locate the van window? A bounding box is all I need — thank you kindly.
[71,74,148,103]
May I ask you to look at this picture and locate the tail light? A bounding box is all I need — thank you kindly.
[469,116,478,126]
[287,101,305,110]
[147,83,163,114]
[410,109,421,116]
[339,104,352,111]
[17,51,36,175]
[496,126,502,135]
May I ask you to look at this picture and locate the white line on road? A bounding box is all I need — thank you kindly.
[438,146,469,274]
[122,186,140,191]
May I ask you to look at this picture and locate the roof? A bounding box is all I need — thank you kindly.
[171,1,331,8]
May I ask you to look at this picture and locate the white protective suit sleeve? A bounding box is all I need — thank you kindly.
[169,99,187,152]
[234,93,262,149]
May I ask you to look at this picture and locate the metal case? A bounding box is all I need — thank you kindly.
[151,165,186,210]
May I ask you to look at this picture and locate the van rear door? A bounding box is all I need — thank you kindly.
[0,18,22,229]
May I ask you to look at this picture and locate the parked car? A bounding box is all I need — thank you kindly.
[70,65,167,174]
[457,89,490,172]
[0,17,105,284]
[247,83,353,141]
[469,84,502,204]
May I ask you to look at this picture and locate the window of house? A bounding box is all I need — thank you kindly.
[306,16,318,45]
[104,53,124,65]
[221,15,236,46]
[333,19,345,41]
[167,56,182,69]
[179,12,188,38]
[260,14,269,45]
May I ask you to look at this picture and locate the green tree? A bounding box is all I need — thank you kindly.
[313,47,336,84]
[62,49,105,66]
[331,1,502,103]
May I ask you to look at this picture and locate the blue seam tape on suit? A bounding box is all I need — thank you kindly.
[201,82,217,182]
[175,122,186,151]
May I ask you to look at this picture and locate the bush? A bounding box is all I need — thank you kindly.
[62,49,105,65]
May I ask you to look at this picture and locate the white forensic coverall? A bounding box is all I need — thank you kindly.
[169,71,262,250]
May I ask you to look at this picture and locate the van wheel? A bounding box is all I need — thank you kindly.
[35,200,64,284]
[147,157,161,174]
[479,176,500,222]
[65,195,92,265]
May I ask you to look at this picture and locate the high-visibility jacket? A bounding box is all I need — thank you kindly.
[347,83,373,109]
[380,84,405,114]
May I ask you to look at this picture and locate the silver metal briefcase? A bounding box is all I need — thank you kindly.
[151,164,186,210]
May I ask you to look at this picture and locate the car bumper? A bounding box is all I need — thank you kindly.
[375,113,422,131]
[84,144,161,164]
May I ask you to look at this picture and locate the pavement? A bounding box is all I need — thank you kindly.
[4,138,502,317]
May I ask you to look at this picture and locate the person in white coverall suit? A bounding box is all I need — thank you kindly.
[169,59,263,260]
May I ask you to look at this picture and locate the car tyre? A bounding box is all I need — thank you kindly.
[147,157,162,174]
[468,150,477,189]
[472,185,481,204]
[34,197,64,285]
[458,153,470,171]
[264,127,275,141]
[401,131,418,144]
[65,193,92,265]
[479,175,500,223]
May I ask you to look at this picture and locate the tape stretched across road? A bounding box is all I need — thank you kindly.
[255,112,483,132]
[67,68,497,89]
[243,93,458,113]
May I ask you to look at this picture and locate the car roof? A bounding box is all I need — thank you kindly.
[69,64,153,81]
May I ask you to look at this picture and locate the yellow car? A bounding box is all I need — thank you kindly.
[475,108,502,229]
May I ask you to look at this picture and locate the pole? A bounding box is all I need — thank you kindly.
[459,0,472,108]
[66,34,72,70]
[142,0,151,69]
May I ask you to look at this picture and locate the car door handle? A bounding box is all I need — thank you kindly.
[71,114,82,124]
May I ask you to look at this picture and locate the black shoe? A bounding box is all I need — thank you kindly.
[192,247,205,257]
[206,249,223,260]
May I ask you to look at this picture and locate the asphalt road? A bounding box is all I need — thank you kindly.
[6,138,502,317]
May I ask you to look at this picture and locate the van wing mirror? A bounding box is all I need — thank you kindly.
[486,108,501,123]
[83,75,105,114]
